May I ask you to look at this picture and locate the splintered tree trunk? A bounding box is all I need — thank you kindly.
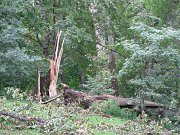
[107,16,120,96]
[48,31,65,98]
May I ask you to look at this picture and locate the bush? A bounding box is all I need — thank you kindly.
[91,100,137,119]
[86,70,113,95]
[5,87,28,101]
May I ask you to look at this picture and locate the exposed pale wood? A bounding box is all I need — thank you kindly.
[54,31,62,61]
[48,32,64,98]
[49,60,55,81]
[49,78,58,98]
[56,38,65,74]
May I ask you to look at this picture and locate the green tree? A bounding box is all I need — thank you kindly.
[119,23,180,106]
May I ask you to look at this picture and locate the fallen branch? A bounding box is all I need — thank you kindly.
[41,94,62,104]
[0,111,46,125]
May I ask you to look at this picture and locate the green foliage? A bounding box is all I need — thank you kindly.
[0,0,179,134]
[86,70,113,95]
[5,87,27,101]
[0,0,42,92]
[116,116,177,134]
[144,0,171,22]
[119,23,180,106]
[91,100,137,120]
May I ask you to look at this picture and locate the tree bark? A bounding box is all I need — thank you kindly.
[43,30,50,57]
[61,84,164,112]
[34,65,42,102]
[107,16,120,96]
[40,76,46,97]
[89,2,105,56]
[80,71,86,90]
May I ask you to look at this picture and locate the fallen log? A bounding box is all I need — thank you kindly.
[40,83,165,114]
[61,84,164,114]
[0,111,46,125]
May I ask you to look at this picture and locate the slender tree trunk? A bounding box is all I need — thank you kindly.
[34,0,50,57]
[80,71,86,90]
[89,2,105,56]
[43,12,50,57]
[40,76,45,97]
[34,65,42,102]
[43,31,50,56]
[107,16,120,96]
[53,0,56,25]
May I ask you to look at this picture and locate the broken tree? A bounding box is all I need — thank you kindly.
[34,31,65,100]
[48,31,65,98]
[60,84,165,114]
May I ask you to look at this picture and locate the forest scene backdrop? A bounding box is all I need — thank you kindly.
[0,0,180,134]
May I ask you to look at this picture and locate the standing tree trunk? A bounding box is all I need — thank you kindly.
[43,30,50,57]
[42,9,50,57]
[89,2,105,56]
[34,65,42,102]
[47,31,65,98]
[107,16,120,96]
[80,71,86,90]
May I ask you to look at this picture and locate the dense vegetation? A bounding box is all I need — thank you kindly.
[0,0,179,134]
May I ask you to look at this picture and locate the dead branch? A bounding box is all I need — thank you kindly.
[0,111,46,125]
[41,94,62,104]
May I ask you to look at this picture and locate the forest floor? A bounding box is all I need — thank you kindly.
[0,100,127,135]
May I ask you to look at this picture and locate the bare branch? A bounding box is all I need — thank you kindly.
[0,111,46,125]
[41,94,62,104]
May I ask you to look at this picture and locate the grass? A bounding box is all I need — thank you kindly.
[88,116,126,135]
[92,130,116,135]
[0,100,127,135]
[88,115,126,126]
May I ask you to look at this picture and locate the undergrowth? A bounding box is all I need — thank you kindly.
[0,87,179,134]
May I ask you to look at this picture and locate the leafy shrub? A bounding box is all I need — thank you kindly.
[5,87,28,101]
[86,70,113,95]
[91,100,137,119]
